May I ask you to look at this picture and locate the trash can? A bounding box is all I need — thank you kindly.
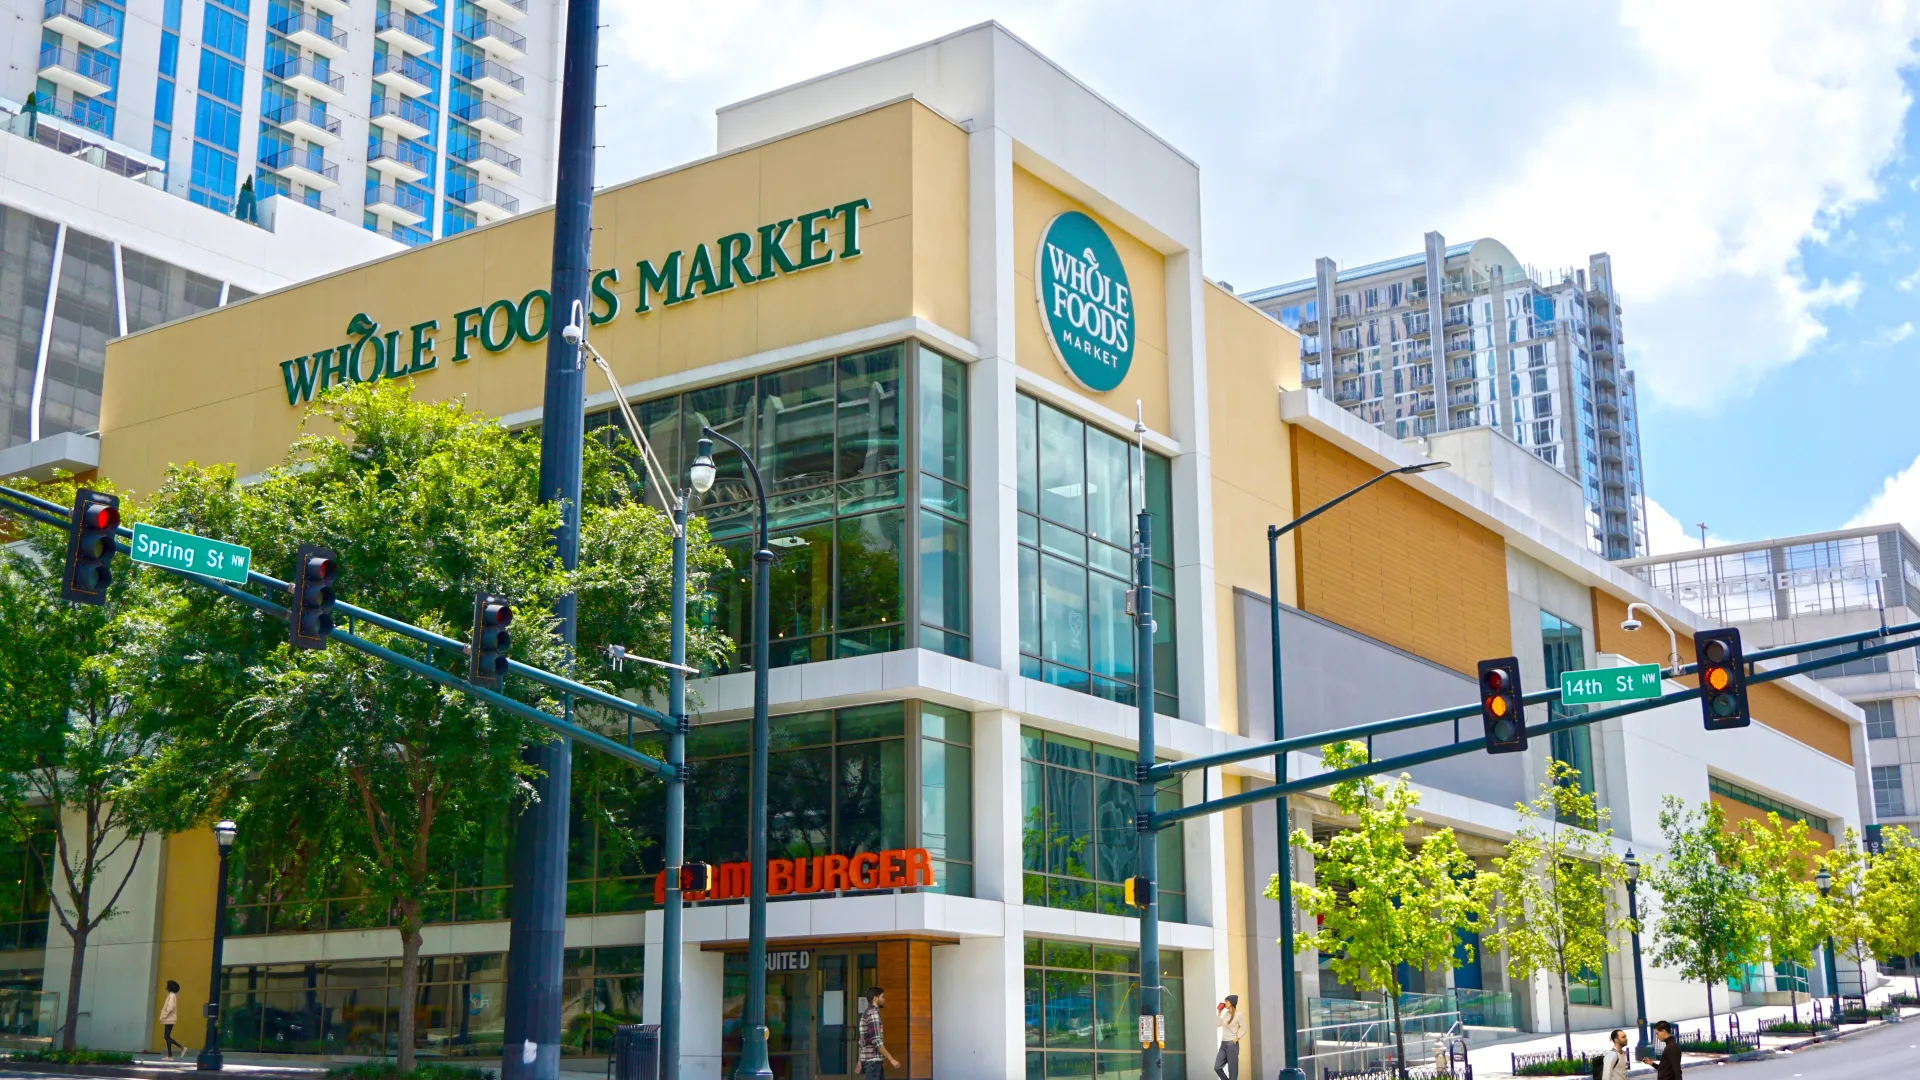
[609,1023,660,1080]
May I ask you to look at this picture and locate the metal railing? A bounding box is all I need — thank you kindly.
[373,52,439,88]
[259,147,339,183]
[271,10,347,51]
[451,181,520,214]
[42,0,114,32]
[369,139,433,174]
[371,94,435,130]
[455,98,522,133]
[365,182,429,217]
[38,45,112,82]
[459,16,527,51]
[376,9,442,43]
[268,55,345,93]
[452,140,521,173]
[263,100,340,138]
[457,58,524,92]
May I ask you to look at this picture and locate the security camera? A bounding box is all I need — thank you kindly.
[1621,618,1643,633]
[561,322,583,345]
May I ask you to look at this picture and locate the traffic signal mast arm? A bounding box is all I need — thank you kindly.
[1150,625,1920,830]
[0,484,682,778]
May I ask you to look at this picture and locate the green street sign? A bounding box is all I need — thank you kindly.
[129,523,252,585]
[1560,663,1664,705]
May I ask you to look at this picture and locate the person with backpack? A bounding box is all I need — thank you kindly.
[1593,1028,1629,1080]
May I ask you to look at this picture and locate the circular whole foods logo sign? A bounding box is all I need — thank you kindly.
[1036,211,1135,393]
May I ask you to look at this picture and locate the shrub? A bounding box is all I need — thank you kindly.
[1515,1059,1592,1077]
[1674,1037,1754,1054]
[9,1049,137,1065]
[1760,1020,1831,1034]
[325,1062,497,1080]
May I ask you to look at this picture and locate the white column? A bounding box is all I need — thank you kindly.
[37,809,165,1052]
[1163,249,1218,728]
[967,125,1019,675]
[957,709,1026,1079]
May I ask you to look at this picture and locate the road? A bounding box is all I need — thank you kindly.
[1706,1018,1920,1077]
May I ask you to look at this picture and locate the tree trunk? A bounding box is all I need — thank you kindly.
[397,920,422,1073]
[60,924,88,1050]
[1560,971,1574,1060]
[1390,992,1407,1080]
[1706,981,1716,1042]
[1790,974,1799,1025]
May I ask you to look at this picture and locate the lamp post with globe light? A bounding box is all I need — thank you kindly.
[1817,866,1841,1022]
[1624,850,1649,1052]
[197,820,237,1071]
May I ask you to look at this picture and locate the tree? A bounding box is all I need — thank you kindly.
[1735,812,1823,1022]
[139,382,728,1071]
[1863,826,1920,998]
[1271,741,1479,1078]
[1644,796,1761,1039]
[1475,759,1631,1058]
[1816,828,1875,1004]
[0,477,179,1048]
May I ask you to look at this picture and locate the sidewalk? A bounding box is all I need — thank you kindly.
[1467,985,1915,1078]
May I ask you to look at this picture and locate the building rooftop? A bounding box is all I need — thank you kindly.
[1240,241,1477,303]
[1619,522,1920,568]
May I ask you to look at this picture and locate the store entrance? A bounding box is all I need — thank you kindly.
[722,947,878,1080]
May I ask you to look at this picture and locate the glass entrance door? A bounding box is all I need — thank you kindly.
[724,949,876,1080]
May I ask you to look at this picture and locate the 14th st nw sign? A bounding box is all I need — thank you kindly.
[1559,663,1664,706]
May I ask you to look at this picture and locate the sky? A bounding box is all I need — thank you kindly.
[586,0,1920,556]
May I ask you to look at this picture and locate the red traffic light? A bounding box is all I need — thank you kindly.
[481,602,513,627]
[305,555,336,580]
[84,505,118,532]
[1482,669,1505,693]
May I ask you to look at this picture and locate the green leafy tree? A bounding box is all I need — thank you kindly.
[1644,797,1761,1039]
[0,478,184,1048]
[1815,828,1875,1003]
[1475,759,1631,1058]
[1735,812,1823,1022]
[1270,741,1479,1078]
[137,383,728,1070]
[1864,826,1920,998]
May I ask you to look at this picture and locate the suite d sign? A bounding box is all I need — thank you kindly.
[1035,210,1135,393]
[277,198,871,406]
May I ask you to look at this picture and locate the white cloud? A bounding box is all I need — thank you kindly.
[1872,321,1916,345]
[1898,265,1920,291]
[1848,454,1920,533]
[587,1,1920,413]
[1644,496,1737,555]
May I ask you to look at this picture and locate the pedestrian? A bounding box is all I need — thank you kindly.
[1599,1028,1629,1080]
[159,980,183,1059]
[1213,994,1244,1080]
[1639,1020,1680,1080]
[857,985,899,1080]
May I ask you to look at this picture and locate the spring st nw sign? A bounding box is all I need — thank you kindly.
[1559,663,1663,706]
[129,523,252,585]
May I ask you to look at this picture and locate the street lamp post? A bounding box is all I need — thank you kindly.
[1624,850,1649,1052]
[690,433,774,1080]
[1817,867,1840,1023]
[661,495,689,1080]
[1266,458,1449,1080]
[197,820,237,1072]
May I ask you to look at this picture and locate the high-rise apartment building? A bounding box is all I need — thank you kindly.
[4,0,557,246]
[1243,233,1650,559]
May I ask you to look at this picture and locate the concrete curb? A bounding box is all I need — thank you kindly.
[0,1064,324,1080]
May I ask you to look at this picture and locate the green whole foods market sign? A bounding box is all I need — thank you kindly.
[1036,210,1135,393]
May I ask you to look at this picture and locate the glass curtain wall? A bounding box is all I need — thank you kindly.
[223,701,973,934]
[0,208,60,449]
[1024,938,1185,1080]
[585,343,969,672]
[1020,727,1186,922]
[1016,393,1177,716]
[1540,611,1592,798]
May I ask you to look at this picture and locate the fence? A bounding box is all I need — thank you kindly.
[1305,990,1512,1077]
[1510,1048,1594,1074]
[0,989,60,1049]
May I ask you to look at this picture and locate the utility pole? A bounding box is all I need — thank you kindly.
[1133,505,1162,1080]
[502,0,598,1072]
[661,498,688,1079]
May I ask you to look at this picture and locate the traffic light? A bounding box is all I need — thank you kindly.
[288,545,338,649]
[60,489,120,606]
[469,592,514,689]
[683,862,714,893]
[1696,627,1750,730]
[1124,875,1153,909]
[1478,656,1527,753]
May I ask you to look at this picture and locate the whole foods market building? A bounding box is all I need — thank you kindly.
[83,24,1276,1080]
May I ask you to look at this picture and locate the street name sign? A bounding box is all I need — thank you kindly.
[1559,663,1663,705]
[129,523,252,585]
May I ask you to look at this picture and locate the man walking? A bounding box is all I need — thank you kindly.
[858,985,900,1080]
[1214,994,1244,1080]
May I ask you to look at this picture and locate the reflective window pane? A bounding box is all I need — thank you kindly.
[918,345,965,484]
[1017,393,1039,514]
[758,359,836,495]
[1085,428,1131,545]
[836,510,904,632]
[838,346,901,481]
[1038,403,1085,529]
[1041,554,1089,669]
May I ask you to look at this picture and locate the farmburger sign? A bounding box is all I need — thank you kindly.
[1035,210,1135,393]
[277,198,871,406]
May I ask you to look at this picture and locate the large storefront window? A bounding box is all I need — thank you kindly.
[587,343,970,672]
[0,821,51,956]
[217,946,641,1058]
[224,702,973,934]
[1016,394,1178,716]
[1020,728,1186,923]
[1024,938,1185,1080]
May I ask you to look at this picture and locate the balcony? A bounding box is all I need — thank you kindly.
[1447,389,1479,407]
[365,183,429,227]
[457,58,524,99]
[1333,386,1363,404]
[42,0,115,48]
[368,139,432,183]
[455,99,522,141]
[272,11,349,59]
[370,95,433,140]
[37,46,112,98]
[269,55,347,104]
[263,100,341,145]
[373,53,437,98]
[1300,363,1323,384]
[452,139,519,181]
[389,0,437,14]
[376,10,439,54]
[261,146,339,190]
[473,0,529,21]
[459,18,526,60]
[451,180,520,223]
[307,0,350,14]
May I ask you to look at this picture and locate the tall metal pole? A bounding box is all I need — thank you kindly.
[196,835,234,1072]
[661,497,689,1080]
[1135,507,1162,1080]
[704,427,773,1080]
[503,0,597,1070]
[1268,526,1306,1080]
[1625,855,1648,1052]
